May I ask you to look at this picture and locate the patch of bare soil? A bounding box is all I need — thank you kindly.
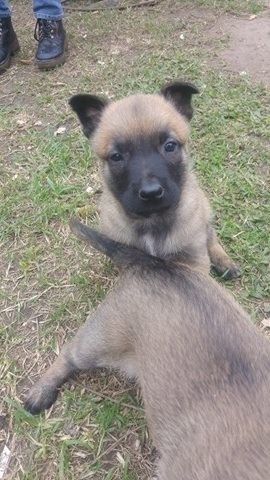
[165,3,270,85]
[209,9,270,84]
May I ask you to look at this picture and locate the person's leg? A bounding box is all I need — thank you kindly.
[0,0,11,18]
[33,0,63,21]
[33,0,67,70]
[0,0,20,73]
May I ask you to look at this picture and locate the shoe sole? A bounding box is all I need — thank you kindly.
[0,36,20,73]
[36,38,68,71]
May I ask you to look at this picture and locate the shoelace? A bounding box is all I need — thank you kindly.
[34,19,56,41]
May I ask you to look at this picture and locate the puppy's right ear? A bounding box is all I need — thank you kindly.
[69,94,108,138]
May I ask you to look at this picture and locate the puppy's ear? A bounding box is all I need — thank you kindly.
[161,81,199,121]
[69,94,108,138]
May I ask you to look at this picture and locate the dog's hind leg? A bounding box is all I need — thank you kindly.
[207,226,241,280]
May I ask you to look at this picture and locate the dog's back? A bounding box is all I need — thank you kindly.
[132,271,270,480]
[70,219,270,479]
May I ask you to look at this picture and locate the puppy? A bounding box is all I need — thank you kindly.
[25,219,270,479]
[69,81,240,279]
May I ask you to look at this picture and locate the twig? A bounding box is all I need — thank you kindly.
[71,380,143,412]
[0,288,52,314]
[89,425,143,469]
[65,0,160,13]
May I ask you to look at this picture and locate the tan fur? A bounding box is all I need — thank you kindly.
[25,233,270,479]
[92,94,189,159]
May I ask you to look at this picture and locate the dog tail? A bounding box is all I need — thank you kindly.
[69,218,165,269]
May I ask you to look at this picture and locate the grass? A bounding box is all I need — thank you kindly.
[190,0,265,13]
[0,0,269,478]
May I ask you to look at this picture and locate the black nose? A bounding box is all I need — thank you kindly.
[139,182,164,201]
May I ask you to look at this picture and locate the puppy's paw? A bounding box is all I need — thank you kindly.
[212,261,241,281]
[24,382,59,415]
[222,263,241,280]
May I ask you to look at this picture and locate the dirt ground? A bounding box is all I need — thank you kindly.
[210,8,270,84]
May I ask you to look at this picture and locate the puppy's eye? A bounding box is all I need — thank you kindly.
[109,152,123,162]
[164,141,178,153]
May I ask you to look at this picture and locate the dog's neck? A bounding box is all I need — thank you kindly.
[100,188,176,256]
[133,212,176,257]
[99,171,209,268]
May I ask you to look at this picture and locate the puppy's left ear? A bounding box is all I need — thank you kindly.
[69,94,109,138]
[161,81,199,121]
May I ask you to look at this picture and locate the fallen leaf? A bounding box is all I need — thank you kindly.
[16,119,27,126]
[86,186,94,195]
[0,445,11,479]
[54,126,66,136]
[19,58,32,65]
[263,302,270,314]
[134,438,140,450]
[74,452,88,458]
[60,435,72,441]
[116,452,125,467]
[261,318,270,329]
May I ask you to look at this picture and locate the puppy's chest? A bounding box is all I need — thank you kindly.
[141,234,157,256]
[140,233,171,257]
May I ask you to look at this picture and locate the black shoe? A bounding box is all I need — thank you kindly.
[34,19,67,70]
[0,17,20,73]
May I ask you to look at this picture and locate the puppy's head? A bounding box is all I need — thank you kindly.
[70,81,199,218]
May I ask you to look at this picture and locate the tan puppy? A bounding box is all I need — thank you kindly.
[69,81,240,279]
[25,220,270,479]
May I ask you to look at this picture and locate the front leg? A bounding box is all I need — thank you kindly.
[207,226,241,280]
[24,348,77,414]
[24,306,122,414]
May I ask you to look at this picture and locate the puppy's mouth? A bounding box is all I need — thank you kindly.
[128,202,173,219]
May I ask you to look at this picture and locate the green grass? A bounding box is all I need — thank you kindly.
[5,390,144,479]
[189,0,265,13]
[0,0,269,478]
